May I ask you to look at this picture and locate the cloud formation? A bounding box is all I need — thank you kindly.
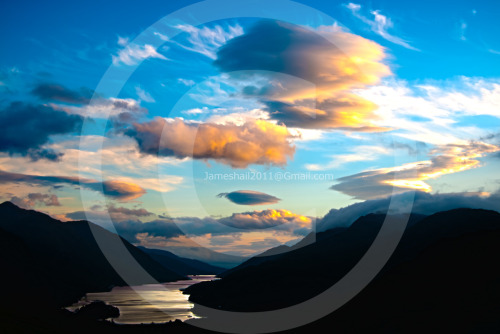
[217,190,281,205]
[173,23,243,59]
[0,170,146,201]
[126,117,295,168]
[63,206,312,245]
[318,190,500,231]
[214,20,391,131]
[112,42,167,66]
[0,102,83,161]
[113,220,184,243]
[10,192,60,209]
[218,209,312,234]
[331,142,500,199]
[51,97,146,120]
[31,83,91,104]
[345,3,418,50]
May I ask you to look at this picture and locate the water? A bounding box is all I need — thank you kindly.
[67,275,216,324]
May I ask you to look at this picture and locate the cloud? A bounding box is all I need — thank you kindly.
[0,102,83,161]
[135,86,155,103]
[173,23,243,59]
[182,107,207,115]
[318,190,500,231]
[354,78,500,146]
[344,3,419,50]
[263,98,390,132]
[305,145,390,171]
[159,209,311,239]
[178,78,195,86]
[218,209,312,234]
[458,20,467,41]
[64,205,154,226]
[30,82,147,120]
[217,190,281,205]
[64,206,311,245]
[0,169,146,201]
[31,83,92,104]
[107,205,154,217]
[10,192,60,209]
[125,117,295,168]
[51,97,146,120]
[0,134,184,195]
[112,42,167,66]
[114,220,184,243]
[214,20,391,131]
[330,141,500,200]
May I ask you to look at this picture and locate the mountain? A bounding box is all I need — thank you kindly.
[159,245,247,269]
[138,246,225,275]
[284,211,500,333]
[0,201,185,309]
[185,209,500,317]
[217,227,346,279]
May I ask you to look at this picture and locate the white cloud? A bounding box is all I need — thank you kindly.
[117,36,129,46]
[50,97,146,119]
[356,77,500,146]
[181,107,208,115]
[135,86,155,103]
[112,43,167,66]
[178,78,195,86]
[305,145,390,171]
[153,31,169,41]
[173,23,243,59]
[345,3,419,51]
[459,20,467,41]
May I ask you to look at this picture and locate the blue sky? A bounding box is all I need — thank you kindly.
[1,0,500,258]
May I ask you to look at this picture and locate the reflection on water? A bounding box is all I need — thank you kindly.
[67,275,216,324]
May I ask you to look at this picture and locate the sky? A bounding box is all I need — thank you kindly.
[1,0,500,260]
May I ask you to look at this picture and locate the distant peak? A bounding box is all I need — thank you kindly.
[0,201,21,209]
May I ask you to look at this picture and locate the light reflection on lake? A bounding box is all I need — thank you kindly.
[67,275,216,324]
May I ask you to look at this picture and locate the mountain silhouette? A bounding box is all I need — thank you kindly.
[0,201,185,309]
[2,203,500,333]
[185,208,500,322]
[138,246,225,276]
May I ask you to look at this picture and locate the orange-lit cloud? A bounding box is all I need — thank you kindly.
[214,20,392,130]
[127,117,295,168]
[218,209,312,231]
[331,141,500,199]
[0,169,146,201]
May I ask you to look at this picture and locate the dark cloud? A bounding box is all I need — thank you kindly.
[112,220,184,243]
[31,83,92,104]
[60,210,184,244]
[217,190,281,205]
[318,190,500,232]
[0,170,146,201]
[0,102,83,161]
[10,192,60,209]
[107,205,153,217]
[214,20,331,80]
